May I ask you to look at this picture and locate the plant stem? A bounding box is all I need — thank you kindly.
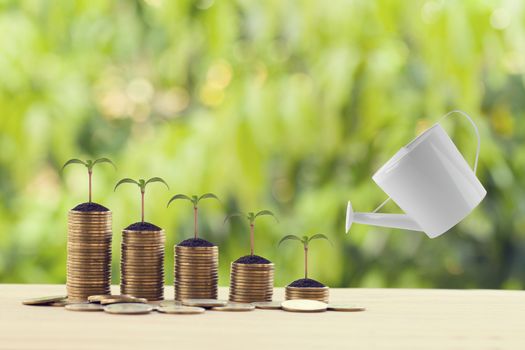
[304,246,308,279]
[141,191,145,223]
[194,206,198,239]
[249,224,254,256]
[88,170,92,203]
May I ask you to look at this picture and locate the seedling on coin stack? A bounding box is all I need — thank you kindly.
[167,193,221,301]
[225,210,278,303]
[279,234,332,303]
[114,177,169,301]
[62,157,116,301]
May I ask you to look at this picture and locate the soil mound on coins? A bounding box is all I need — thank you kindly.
[72,202,109,212]
[178,238,215,247]
[234,255,271,264]
[125,222,162,231]
[288,278,326,288]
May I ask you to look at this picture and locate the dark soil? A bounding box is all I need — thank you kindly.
[234,255,271,264]
[288,278,326,288]
[72,202,109,212]
[125,222,162,231]
[178,238,215,247]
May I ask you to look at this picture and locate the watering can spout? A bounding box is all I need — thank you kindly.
[345,201,421,233]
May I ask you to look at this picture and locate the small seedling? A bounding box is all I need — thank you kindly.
[114,177,169,223]
[225,210,278,256]
[62,158,116,203]
[167,193,220,239]
[279,234,332,279]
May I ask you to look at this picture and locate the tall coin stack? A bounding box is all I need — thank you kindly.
[285,286,329,303]
[229,262,274,303]
[174,246,218,301]
[121,229,165,301]
[67,210,112,301]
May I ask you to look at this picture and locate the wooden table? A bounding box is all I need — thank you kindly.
[1,285,524,349]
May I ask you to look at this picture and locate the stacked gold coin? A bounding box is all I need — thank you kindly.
[67,210,112,301]
[174,246,218,301]
[229,262,274,303]
[121,229,165,301]
[285,286,329,303]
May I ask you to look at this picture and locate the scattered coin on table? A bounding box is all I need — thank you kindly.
[252,301,282,310]
[182,299,228,308]
[65,303,105,312]
[281,299,328,313]
[104,303,153,315]
[22,295,68,306]
[159,300,183,307]
[327,304,366,312]
[88,295,126,303]
[211,303,255,312]
[157,305,205,314]
[100,296,147,305]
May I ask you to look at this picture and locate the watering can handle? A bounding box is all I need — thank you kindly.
[372,110,481,214]
[439,110,481,174]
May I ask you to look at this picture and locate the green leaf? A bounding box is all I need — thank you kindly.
[223,212,245,224]
[114,178,140,191]
[167,194,192,207]
[255,209,279,222]
[62,158,86,171]
[145,177,169,189]
[308,233,333,246]
[278,234,302,246]
[198,193,220,203]
[93,157,117,170]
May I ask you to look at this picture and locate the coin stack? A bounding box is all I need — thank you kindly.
[229,262,274,303]
[67,210,112,301]
[285,286,329,303]
[121,229,165,301]
[174,246,218,301]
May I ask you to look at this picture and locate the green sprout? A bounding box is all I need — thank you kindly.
[62,158,116,203]
[279,234,332,279]
[167,193,220,240]
[225,210,278,256]
[114,177,169,223]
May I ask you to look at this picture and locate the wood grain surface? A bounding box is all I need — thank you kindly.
[1,285,524,350]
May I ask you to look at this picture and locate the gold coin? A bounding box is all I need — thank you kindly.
[100,297,148,305]
[22,295,67,306]
[281,299,328,313]
[157,305,205,314]
[286,286,329,291]
[159,300,182,307]
[104,303,153,315]
[181,299,227,307]
[252,301,282,310]
[211,303,255,312]
[65,303,105,312]
[327,304,366,312]
[87,294,122,303]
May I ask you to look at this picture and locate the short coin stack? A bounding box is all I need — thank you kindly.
[67,210,112,301]
[121,229,165,301]
[174,246,218,301]
[285,286,329,303]
[229,262,274,303]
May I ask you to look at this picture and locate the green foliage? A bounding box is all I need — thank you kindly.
[115,177,169,193]
[0,0,524,289]
[279,234,332,250]
[225,210,278,225]
[167,193,220,208]
[62,158,116,172]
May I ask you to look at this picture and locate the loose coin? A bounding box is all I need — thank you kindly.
[65,303,105,312]
[157,305,205,314]
[182,299,227,308]
[211,303,255,312]
[104,303,153,315]
[252,301,282,310]
[100,296,148,305]
[281,299,328,313]
[159,300,183,307]
[22,295,68,306]
[327,304,366,312]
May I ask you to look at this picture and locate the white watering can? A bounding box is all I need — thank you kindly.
[345,111,486,238]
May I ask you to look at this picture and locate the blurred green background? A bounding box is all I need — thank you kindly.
[0,0,523,289]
